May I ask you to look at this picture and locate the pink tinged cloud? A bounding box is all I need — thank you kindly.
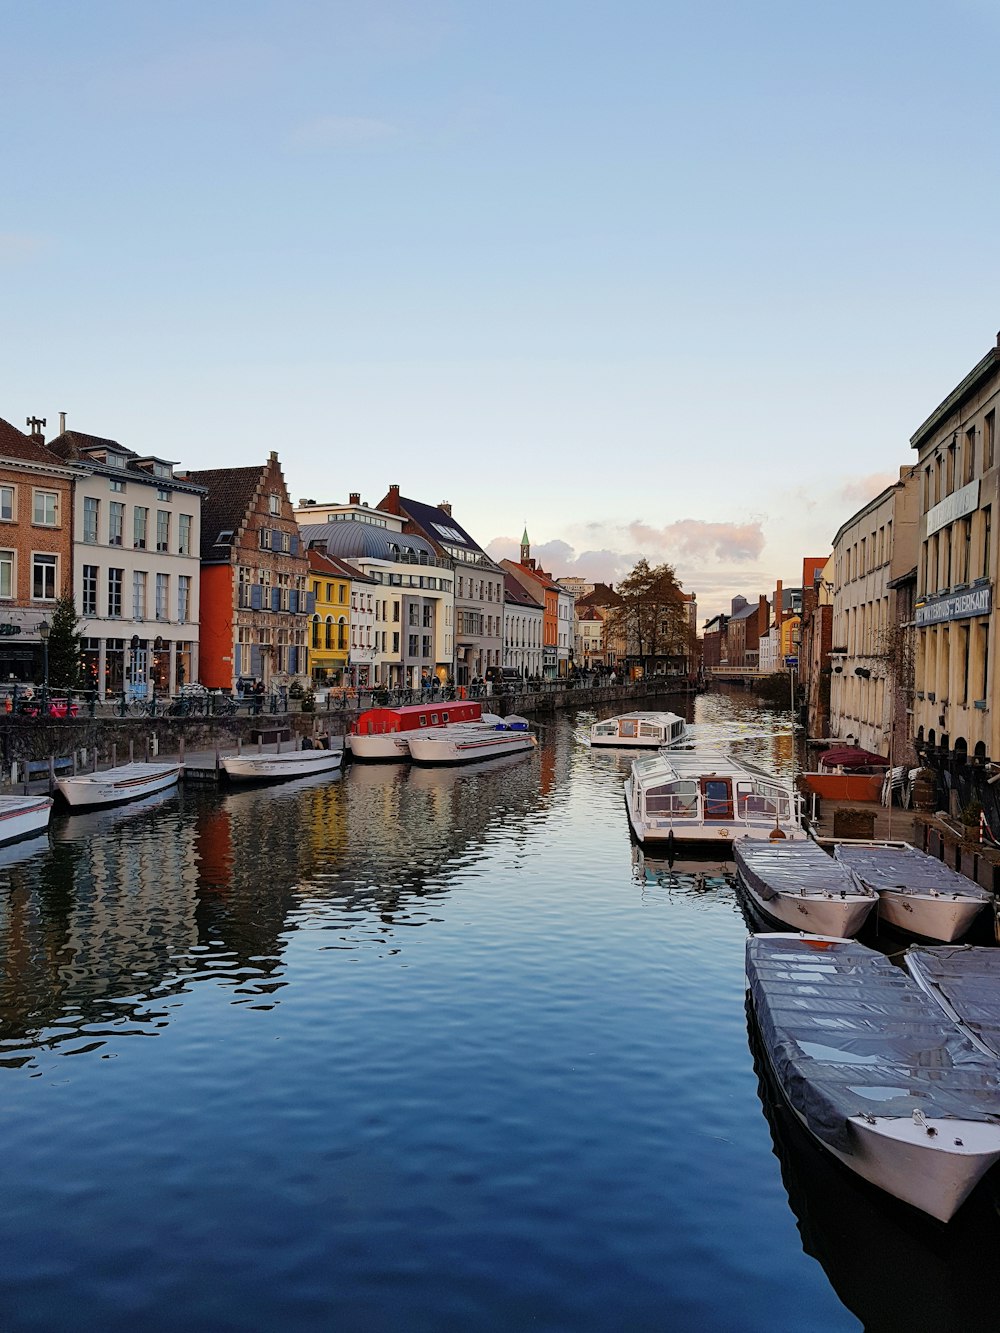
[627,519,766,563]
[837,472,899,506]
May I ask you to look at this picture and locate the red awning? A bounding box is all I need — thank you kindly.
[818,746,890,770]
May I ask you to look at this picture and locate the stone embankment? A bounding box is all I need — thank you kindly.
[0,680,697,786]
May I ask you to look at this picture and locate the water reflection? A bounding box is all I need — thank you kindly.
[747,1000,1000,1332]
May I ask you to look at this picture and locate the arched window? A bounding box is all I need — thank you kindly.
[325,616,334,651]
[338,616,348,651]
[312,614,321,649]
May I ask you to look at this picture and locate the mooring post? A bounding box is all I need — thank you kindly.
[179,734,185,764]
[48,755,55,793]
[129,739,134,763]
[111,743,117,769]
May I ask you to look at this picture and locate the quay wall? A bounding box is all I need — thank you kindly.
[0,681,696,775]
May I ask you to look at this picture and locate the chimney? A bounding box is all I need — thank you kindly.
[774,578,783,628]
[439,501,452,516]
[383,484,401,515]
[59,411,66,436]
[349,492,360,506]
[759,594,768,632]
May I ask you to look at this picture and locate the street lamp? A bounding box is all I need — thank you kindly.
[38,619,50,692]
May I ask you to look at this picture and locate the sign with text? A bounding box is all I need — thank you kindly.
[0,624,21,636]
[925,479,979,537]
[915,583,992,626]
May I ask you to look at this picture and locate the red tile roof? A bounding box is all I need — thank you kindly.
[0,417,69,467]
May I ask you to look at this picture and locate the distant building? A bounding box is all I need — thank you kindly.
[503,570,544,677]
[501,529,574,677]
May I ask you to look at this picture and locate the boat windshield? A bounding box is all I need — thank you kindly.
[644,779,698,818]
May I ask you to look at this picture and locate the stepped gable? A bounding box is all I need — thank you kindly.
[186,465,264,561]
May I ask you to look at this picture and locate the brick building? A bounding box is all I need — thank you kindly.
[0,417,78,682]
[188,453,311,690]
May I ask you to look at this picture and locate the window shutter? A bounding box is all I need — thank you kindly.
[288,646,298,674]
[289,535,299,555]
[250,584,263,610]
[289,589,299,613]
[271,588,281,612]
[305,591,316,613]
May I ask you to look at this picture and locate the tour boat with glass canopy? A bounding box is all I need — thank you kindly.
[624,748,804,846]
[590,711,687,749]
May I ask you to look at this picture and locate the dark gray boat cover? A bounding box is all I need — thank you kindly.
[735,840,870,903]
[908,947,1000,1058]
[747,935,1000,1152]
[834,844,991,901]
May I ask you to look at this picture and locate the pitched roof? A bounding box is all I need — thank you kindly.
[0,417,70,467]
[501,558,559,599]
[186,465,264,560]
[308,548,375,583]
[576,582,623,608]
[48,429,137,461]
[379,490,492,560]
[503,570,543,608]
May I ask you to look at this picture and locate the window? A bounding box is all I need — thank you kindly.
[178,513,192,555]
[0,550,13,599]
[132,570,147,619]
[156,487,171,502]
[409,604,419,625]
[156,510,170,552]
[408,634,418,656]
[134,506,148,549]
[82,564,98,616]
[83,496,100,543]
[392,631,400,653]
[156,573,168,620]
[177,575,190,624]
[109,501,124,546]
[339,584,347,604]
[108,568,123,618]
[0,486,14,521]
[269,493,280,515]
[33,553,57,600]
[961,517,972,584]
[109,478,125,493]
[983,506,992,579]
[33,490,58,526]
[422,635,431,657]
[259,529,272,550]
[965,428,976,484]
[986,412,996,473]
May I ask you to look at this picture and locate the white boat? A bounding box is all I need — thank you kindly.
[590,711,687,749]
[905,946,1000,1058]
[349,700,486,760]
[734,839,877,937]
[56,762,181,809]
[834,844,990,942]
[0,795,53,845]
[624,748,804,846]
[223,747,344,783]
[747,933,1000,1222]
[407,715,536,765]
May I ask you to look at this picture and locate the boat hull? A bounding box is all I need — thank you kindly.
[740,878,875,937]
[408,733,536,765]
[348,733,411,761]
[876,890,986,943]
[56,764,181,809]
[223,750,344,782]
[0,796,53,845]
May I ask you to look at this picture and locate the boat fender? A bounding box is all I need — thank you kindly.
[666,829,676,868]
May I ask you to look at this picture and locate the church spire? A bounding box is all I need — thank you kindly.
[520,525,530,564]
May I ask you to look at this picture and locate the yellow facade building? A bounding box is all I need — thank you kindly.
[308,550,351,686]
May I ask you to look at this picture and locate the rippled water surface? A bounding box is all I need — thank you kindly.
[2,691,997,1331]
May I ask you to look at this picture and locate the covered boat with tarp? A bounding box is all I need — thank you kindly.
[906,946,1000,1058]
[834,844,990,942]
[746,933,1000,1222]
[734,840,876,937]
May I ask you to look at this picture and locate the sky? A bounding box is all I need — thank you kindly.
[4,0,1000,620]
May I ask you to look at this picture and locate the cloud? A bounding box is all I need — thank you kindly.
[486,536,631,585]
[0,234,45,263]
[627,518,766,563]
[289,115,398,150]
[837,472,898,506]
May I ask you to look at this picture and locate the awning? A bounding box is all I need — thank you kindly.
[818,746,890,770]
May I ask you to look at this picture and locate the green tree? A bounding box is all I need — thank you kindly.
[606,558,692,676]
[46,594,81,690]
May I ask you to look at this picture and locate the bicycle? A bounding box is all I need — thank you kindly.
[114,694,148,718]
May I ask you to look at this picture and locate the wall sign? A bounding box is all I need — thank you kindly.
[925,479,980,537]
[915,583,993,626]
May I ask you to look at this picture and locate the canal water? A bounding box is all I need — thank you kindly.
[1,691,998,1331]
